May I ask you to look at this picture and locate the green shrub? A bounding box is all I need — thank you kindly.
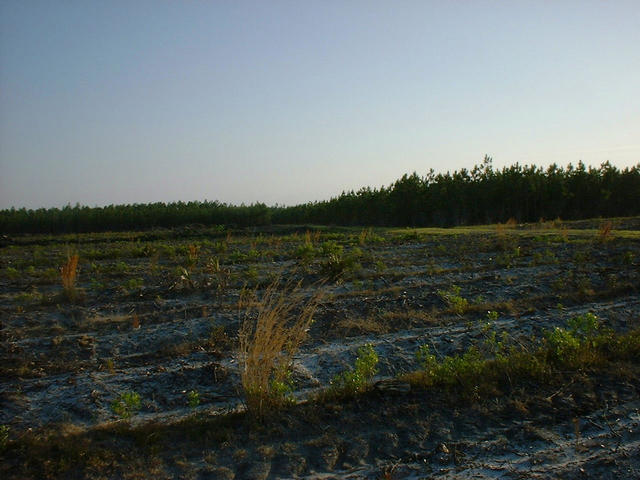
[320,246,362,280]
[5,267,20,280]
[609,329,640,360]
[567,312,599,338]
[124,277,144,292]
[407,318,637,401]
[229,250,248,263]
[545,327,581,364]
[319,241,343,257]
[111,391,141,419]
[213,240,228,253]
[416,344,437,372]
[545,313,600,366]
[437,348,484,385]
[437,285,468,315]
[187,390,200,409]
[294,242,316,261]
[329,344,379,397]
[246,266,259,282]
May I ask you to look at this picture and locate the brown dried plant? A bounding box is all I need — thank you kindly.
[358,228,370,246]
[238,279,322,417]
[597,221,613,243]
[60,253,79,300]
[187,244,200,267]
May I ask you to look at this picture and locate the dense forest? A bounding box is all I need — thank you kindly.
[2,157,639,234]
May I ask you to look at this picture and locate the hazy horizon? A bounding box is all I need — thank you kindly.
[2,1,639,210]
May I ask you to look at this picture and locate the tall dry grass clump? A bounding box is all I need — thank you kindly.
[597,221,613,243]
[238,279,322,418]
[60,253,79,300]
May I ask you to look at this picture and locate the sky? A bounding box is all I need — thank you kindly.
[1,1,639,209]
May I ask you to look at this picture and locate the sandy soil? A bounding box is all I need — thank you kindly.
[1,220,639,478]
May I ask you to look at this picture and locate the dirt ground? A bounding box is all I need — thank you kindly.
[1,218,639,478]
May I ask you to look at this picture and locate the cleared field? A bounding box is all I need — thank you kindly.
[1,218,639,479]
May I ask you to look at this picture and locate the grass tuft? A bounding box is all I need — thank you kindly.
[597,221,613,243]
[60,253,79,301]
[238,279,322,418]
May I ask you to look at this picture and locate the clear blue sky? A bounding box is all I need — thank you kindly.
[1,1,639,209]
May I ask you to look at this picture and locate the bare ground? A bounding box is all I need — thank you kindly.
[1,219,639,478]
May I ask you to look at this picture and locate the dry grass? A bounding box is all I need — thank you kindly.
[60,253,79,300]
[598,221,613,243]
[304,230,312,246]
[336,316,388,336]
[358,228,371,245]
[238,279,323,417]
[496,217,518,233]
[496,218,518,250]
[187,244,200,266]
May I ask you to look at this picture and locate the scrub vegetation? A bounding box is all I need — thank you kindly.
[1,215,639,478]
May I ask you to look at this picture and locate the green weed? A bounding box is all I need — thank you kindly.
[416,344,437,372]
[437,285,469,315]
[123,277,144,293]
[0,425,8,451]
[545,312,600,366]
[328,344,379,397]
[111,391,141,419]
[5,267,20,280]
[320,244,362,280]
[187,390,200,409]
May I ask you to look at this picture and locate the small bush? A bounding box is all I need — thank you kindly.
[416,344,437,372]
[320,246,362,280]
[356,228,384,245]
[294,242,316,261]
[567,312,599,338]
[406,318,637,401]
[205,257,231,293]
[545,313,601,366]
[437,285,468,315]
[111,391,141,419]
[187,390,200,409]
[5,267,20,281]
[329,344,379,397]
[545,327,581,364]
[228,250,243,264]
[123,277,144,293]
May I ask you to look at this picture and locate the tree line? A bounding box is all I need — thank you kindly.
[272,158,640,227]
[1,157,639,234]
[0,201,271,234]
